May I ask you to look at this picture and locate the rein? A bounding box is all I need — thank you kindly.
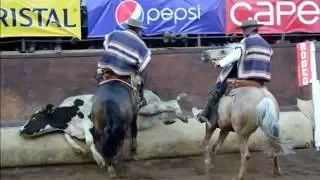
[99,78,136,91]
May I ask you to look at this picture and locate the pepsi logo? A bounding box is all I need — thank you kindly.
[115,0,144,29]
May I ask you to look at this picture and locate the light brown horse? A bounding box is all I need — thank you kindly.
[194,44,294,180]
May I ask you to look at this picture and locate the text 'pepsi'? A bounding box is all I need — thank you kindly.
[146,4,201,24]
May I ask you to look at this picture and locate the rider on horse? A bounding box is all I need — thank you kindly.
[197,19,273,128]
[96,18,151,108]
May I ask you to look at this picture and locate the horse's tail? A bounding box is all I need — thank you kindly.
[256,97,294,156]
[102,100,126,160]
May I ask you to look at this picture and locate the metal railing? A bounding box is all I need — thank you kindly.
[1,33,320,53]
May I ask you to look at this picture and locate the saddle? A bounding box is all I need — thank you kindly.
[225,79,263,96]
[98,68,131,84]
[97,68,142,106]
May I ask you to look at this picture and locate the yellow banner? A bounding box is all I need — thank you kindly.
[0,0,81,39]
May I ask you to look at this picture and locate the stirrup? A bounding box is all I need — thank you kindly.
[198,115,212,128]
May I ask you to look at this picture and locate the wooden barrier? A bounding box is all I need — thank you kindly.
[0,45,312,120]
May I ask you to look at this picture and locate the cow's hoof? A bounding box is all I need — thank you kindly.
[74,148,86,154]
[163,119,176,125]
[93,153,105,168]
[175,112,189,123]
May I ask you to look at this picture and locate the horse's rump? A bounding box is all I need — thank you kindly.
[91,80,138,160]
[218,87,272,129]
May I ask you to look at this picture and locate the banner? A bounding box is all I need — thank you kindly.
[0,0,81,38]
[296,42,313,87]
[226,0,320,34]
[87,0,226,38]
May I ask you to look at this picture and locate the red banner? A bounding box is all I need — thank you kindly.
[226,0,320,34]
[296,42,313,87]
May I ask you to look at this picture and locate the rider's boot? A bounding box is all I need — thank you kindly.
[197,81,226,128]
[197,92,220,128]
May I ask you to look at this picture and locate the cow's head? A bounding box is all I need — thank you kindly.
[19,104,58,137]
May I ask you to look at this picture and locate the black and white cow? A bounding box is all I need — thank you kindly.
[19,94,95,153]
[19,94,106,166]
[19,90,189,166]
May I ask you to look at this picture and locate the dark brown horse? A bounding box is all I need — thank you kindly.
[90,73,139,178]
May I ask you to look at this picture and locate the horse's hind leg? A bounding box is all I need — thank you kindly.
[236,135,250,180]
[131,116,138,160]
[272,155,281,176]
[121,126,133,160]
[212,130,229,161]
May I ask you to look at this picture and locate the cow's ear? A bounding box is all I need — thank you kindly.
[45,104,54,114]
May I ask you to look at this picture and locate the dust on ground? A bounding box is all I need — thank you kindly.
[1,149,319,180]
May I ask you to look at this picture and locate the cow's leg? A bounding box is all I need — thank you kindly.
[63,133,86,154]
[90,142,105,168]
[83,121,105,168]
[82,120,94,146]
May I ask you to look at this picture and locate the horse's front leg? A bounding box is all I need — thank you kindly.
[202,123,216,174]
[201,123,215,149]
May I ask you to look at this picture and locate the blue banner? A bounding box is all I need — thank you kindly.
[87,0,226,38]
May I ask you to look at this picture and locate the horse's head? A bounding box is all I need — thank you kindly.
[200,43,242,64]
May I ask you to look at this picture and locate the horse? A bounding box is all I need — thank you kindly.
[90,71,140,178]
[194,43,294,180]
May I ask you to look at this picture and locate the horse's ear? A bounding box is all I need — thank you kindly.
[44,104,54,114]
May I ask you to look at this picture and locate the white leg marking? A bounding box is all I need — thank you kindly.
[63,133,86,154]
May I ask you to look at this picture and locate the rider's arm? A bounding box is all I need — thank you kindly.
[138,50,152,72]
[103,34,110,50]
[218,47,242,68]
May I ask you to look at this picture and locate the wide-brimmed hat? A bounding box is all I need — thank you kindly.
[237,20,264,29]
[126,18,146,29]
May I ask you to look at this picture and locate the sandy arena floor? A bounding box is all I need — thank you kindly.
[1,149,320,180]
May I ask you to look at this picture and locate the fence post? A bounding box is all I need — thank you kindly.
[311,42,320,151]
[197,35,201,47]
[20,38,26,53]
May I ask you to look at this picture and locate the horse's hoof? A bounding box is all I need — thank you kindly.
[273,169,282,176]
[233,177,243,180]
[131,154,138,161]
[108,166,117,178]
[108,172,117,179]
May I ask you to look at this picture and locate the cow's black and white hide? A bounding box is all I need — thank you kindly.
[19,90,188,165]
[19,94,94,154]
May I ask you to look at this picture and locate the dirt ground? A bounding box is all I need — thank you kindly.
[1,149,319,180]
